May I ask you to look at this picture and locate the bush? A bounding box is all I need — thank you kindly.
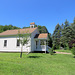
[69,40,75,48]
[64,43,69,50]
[56,45,59,49]
[71,47,75,58]
[49,49,53,55]
[66,43,69,50]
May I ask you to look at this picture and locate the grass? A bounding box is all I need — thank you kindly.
[55,49,71,53]
[0,53,75,75]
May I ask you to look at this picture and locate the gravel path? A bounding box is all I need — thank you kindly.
[56,51,71,54]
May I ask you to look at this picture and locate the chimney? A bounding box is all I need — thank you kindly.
[30,22,35,28]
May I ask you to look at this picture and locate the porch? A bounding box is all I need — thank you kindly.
[34,39,48,53]
[34,33,48,53]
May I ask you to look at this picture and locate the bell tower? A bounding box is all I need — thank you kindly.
[30,22,35,28]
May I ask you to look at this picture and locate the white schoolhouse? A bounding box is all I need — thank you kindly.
[0,22,49,53]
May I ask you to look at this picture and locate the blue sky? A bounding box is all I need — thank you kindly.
[0,0,75,34]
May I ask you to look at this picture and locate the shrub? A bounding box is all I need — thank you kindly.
[66,43,69,50]
[71,47,75,58]
[56,45,59,49]
[64,43,69,50]
[69,40,75,48]
[49,49,53,55]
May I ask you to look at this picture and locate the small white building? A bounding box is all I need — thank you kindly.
[0,22,49,53]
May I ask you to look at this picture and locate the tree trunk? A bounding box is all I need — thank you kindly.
[20,45,23,58]
[20,52,22,58]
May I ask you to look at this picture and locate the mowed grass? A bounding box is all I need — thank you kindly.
[0,53,75,75]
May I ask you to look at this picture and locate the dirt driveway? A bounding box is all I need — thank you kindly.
[56,51,71,54]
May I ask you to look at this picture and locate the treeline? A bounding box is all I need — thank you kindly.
[0,24,49,34]
[52,18,75,49]
[23,25,49,33]
[0,25,20,33]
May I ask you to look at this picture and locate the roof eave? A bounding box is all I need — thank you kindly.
[34,38,48,40]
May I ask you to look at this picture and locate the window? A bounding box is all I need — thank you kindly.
[4,40,7,47]
[17,39,20,46]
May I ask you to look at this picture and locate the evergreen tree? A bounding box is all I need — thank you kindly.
[61,23,64,29]
[52,23,61,49]
[61,19,75,49]
[64,19,69,28]
[48,33,52,47]
[73,17,75,24]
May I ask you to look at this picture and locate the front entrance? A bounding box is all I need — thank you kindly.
[36,40,39,49]
[35,40,47,51]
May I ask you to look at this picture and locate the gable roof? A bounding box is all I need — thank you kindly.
[30,22,35,25]
[0,27,37,36]
[34,33,48,39]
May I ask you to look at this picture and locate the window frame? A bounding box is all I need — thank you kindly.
[4,40,7,47]
[16,39,20,47]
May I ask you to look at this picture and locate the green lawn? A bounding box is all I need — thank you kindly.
[0,53,75,75]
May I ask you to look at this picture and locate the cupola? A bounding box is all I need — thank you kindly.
[30,22,35,28]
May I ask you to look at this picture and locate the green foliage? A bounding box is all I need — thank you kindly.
[52,23,61,49]
[66,43,69,50]
[71,44,75,57]
[56,45,60,49]
[0,25,20,33]
[62,26,74,43]
[73,17,75,24]
[61,18,75,48]
[64,19,69,28]
[17,30,30,58]
[22,26,29,29]
[18,33,29,46]
[37,25,52,47]
[52,44,56,50]
[18,30,30,46]
[23,25,49,33]
[38,25,48,33]
[49,49,53,55]
[71,47,75,58]
[53,18,75,49]
[48,33,53,47]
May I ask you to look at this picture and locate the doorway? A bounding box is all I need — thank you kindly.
[36,41,39,49]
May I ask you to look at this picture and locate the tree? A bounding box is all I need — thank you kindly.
[60,20,70,49]
[71,44,75,58]
[73,17,75,24]
[61,23,64,29]
[38,25,48,33]
[48,33,52,47]
[0,25,20,33]
[0,25,4,33]
[17,30,30,58]
[22,26,29,29]
[52,23,61,49]
[68,18,75,48]
[64,19,69,28]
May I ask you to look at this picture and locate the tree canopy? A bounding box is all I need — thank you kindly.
[52,18,75,49]
[0,25,20,33]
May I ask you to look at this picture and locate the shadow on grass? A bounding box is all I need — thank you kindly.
[28,56,42,58]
